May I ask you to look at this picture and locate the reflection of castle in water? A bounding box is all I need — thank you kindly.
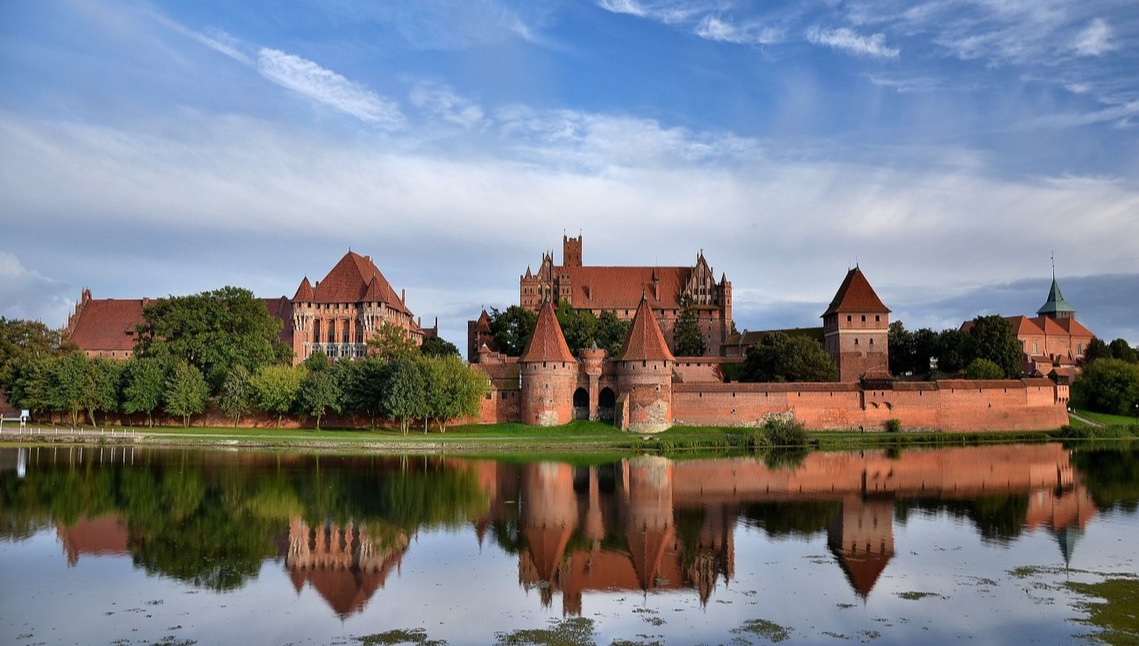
[47,444,1097,617]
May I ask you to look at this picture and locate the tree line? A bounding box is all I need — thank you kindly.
[0,287,484,430]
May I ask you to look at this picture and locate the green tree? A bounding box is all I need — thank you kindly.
[297,368,342,429]
[422,355,489,432]
[50,351,90,426]
[595,310,631,357]
[488,306,538,356]
[1073,358,1139,416]
[386,355,427,434]
[913,328,940,377]
[250,364,305,427]
[966,357,1005,380]
[134,286,292,391]
[1108,338,1139,364]
[963,315,1023,378]
[336,357,390,428]
[555,301,598,355]
[122,357,167,427]
[164,361,209,427]
[218,365,254,427]
[1083,337,1111,364]
[420,336,461,357]
[935,328,968,374]
[82,357,123,427]
[366,322,418,359]
[740,332,838,383]
[673,296,707,356]
[1,317,62,394]
[6,353,53,420]
[888,321,915,376]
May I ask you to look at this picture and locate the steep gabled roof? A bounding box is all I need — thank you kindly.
[520,301,576,363]
[559,265,693,309]
[66,298,145,352]
[1052,316,1094,338]
[309,251,409,314]
[823,267,890,316]
[1037,277,1076,317]
[293,277,315,301]
[619,296,676,362]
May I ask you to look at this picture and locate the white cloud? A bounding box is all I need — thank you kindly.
[0,252,72,324]
[1073,18,1116,56]
[694,16,783,45]
[806,26,899,59]
[257,49,404,126]
[598,0,648,18]
[409,82,486,129]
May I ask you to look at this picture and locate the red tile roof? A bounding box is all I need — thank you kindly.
[560,266,692,310]
[292,277,315,301]
[520,301,576,363]
[619,297,676,362]
[66,298,145,352]
[823,267,890,316]
[1047,316,1095,338]
[306,251,409,314]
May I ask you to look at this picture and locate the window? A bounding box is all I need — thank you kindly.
[861,315,866,322]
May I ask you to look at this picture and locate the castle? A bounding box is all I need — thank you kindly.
[64,251,435,365]
[473,264,1070,433]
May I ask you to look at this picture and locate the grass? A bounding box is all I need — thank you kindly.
[1075,408,1139,427]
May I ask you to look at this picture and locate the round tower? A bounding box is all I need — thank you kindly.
[616,296,675,433]
[519,302,579,426]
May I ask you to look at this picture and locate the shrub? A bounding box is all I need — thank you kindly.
[885,418,902,433]
[763,416,808,447]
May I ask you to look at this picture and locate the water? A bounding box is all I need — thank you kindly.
[1,443,1136,645]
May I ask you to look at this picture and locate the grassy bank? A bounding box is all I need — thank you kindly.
[3,417,1136,456]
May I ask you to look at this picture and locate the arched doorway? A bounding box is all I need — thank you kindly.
[598,387,616,422]
[573,387,589,420]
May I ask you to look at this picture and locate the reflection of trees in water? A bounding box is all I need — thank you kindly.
[896,496,1029,545]
[0,452,491,590]
[738,500,843,538]
[1072,446,1139,513]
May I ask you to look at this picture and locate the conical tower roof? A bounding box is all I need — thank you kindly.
[823,266,890,316]
[619,296,675,362]
[1037,276,1076,317]
[520,301,576,363]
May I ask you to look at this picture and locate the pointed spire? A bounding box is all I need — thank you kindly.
[823,267,890,316]
[1037,270,1076,318]
[619,296,675,362]
[520,301,576,363]
[293,276,315,301]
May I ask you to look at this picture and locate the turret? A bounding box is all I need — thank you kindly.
[519,301,578,426]
[616,296,675,433]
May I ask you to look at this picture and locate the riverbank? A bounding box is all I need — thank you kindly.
[3,417,1135,456]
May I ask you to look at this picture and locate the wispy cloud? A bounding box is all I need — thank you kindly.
[1072,18,1116,56]
[806,26,899,59]
[596,0,708,25]
[409,82,486,129]
[257,49,404,127]
[695,16,783,45]
[866,74,942,93]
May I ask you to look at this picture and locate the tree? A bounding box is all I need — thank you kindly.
[888,321,915,376]
[1073,358,1139,416]
[935,328,968,375]
[134,286,292,391]
[1108,338,1139,364]
[673,296,707,357]
[421,355,489,432]
[297,368,342,429]
[595,311,631,357]
[164,362,209,427]
[82,357,123,427]
[420,336,461,358]
[50,351,89,426]
[555,301,597,355]
[1,317,62,394]
[122,357,168,427]
[250,364,305,427]
[740,332,839,383]
[336,357,390,428]
[367,322,419,359]
[1083,337,1111,364]
[6,353,53,420]
[385,355,428,434]
[963,315,1023,378]
[966,357,1005,380]
[488,306,538,356]
[218,365,254,427]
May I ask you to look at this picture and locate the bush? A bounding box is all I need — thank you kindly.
[763,416,808,447]
[884,418,902,433]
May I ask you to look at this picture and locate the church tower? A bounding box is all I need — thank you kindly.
[822,267,891,382]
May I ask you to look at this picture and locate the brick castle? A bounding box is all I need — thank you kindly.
[60,235,1090,433]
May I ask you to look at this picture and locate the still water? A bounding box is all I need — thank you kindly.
[1,443,1136,646]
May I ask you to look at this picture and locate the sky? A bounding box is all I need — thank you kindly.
[2,0,1137,348]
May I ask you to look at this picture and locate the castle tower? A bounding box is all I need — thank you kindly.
[615,296,675,433]
[563,234,583,268]
[519,301,578,426]
[1036,273,1077,320]
[822,267,891,382]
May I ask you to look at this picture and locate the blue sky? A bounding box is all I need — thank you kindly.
[2,0,1137,347]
